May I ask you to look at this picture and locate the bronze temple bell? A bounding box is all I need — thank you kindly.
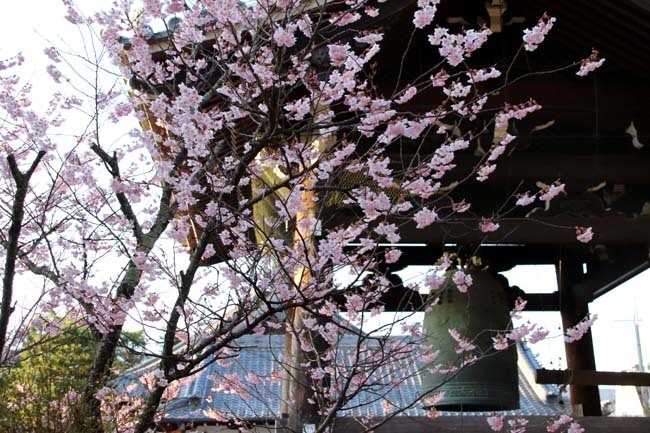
[422,270,519,410]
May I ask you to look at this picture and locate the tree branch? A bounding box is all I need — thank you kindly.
[0,151,46,364]
[90,143,145,243]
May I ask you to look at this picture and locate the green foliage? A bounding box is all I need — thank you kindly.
[0,319,145,433]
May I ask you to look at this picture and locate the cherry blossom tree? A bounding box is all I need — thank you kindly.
[0,1,605,433]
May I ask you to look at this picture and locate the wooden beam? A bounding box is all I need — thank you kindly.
[536,368,650,386]
[358,244,561,268]
[592,259,649,299]
[524,292,559,311]
[588,250,650,300]
[332,416,650,433]
[326,215,650,246]
[387,154,650,188]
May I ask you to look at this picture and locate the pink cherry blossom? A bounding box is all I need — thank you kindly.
[467,66,501,83]
[565,314,598,343]
[331,11,361,26]
[364,7,379,18]
[577,58,605,76]
[507,325,532,342]
[577,49,605,76]
[515,192,536,206]
[508,417,529,433]
[46,65,63,83]
[443,81,471,98]
[547,415,573,432]
[428,27,492,66]
[166,0,184,14]
[273,26,297,48]
[523,13,556,51]
[296,14,313,37]
[477,163,497,182]
[374,222,401,243]
[449,328,476,353]
[414,207,438,228]
[479,218,500,233]
[567,422,585,433]
[430,69,450,87]
[425,272,445,293]
[575,226,593,243]
[496,102,543,128]
[487,145,506,162]
[413,1,440,29]
[395,86,418,104]
[385,248,402,264]
[528,326,550,344]
[492,334,509,351]
[539,182,566,202]
[44,47,61,63]
[510,297,528,319]
[452,270,473,293]
[453,200,471,213]
[354,32,384,44]
[424,392,445,408]
[487,414,505,431]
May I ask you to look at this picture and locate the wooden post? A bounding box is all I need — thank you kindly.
[279,184,315,433]
[557,252,602,416]
[279,124,333,433]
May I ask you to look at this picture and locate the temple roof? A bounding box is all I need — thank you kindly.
[113,333,565,426]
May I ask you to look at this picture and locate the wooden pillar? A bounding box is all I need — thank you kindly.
[557,252,602,416]
[279,124,333,433]
[280,178,319,433]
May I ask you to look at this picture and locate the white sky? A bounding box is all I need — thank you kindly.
[3,1,69,76]
[504,265,650,373]
[3,1,649,376]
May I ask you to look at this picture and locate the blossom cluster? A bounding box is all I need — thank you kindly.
[577,49,606,76]
[564,314,598,343]
[523,13,556,51]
